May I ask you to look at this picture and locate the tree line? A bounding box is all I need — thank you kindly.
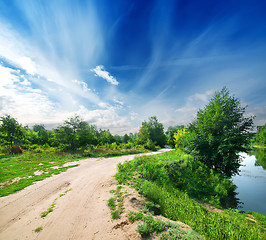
[1,87,261,178]
[0,114,167,151]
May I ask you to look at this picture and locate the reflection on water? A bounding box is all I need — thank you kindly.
[229,149,266,215]
[254,148,266,169]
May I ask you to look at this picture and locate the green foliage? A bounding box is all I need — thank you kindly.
[34,226,43,233]
[116,151,266,239]
[108,198,116,210]
[0,114,25,148]
[138,116,166,148]
[141,181,265,240]
[166,125,185,147]
[41,202,55,218]
[254,148,266,170]
[255,124,266,146]
[173,127,187,149]
[54,115,100,151]
[186,87,254,177]
[0,150,81,196]
[128,211,204,239]
[107,186,125,219]
[116,151,234,208]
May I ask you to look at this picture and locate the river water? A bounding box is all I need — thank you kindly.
[231,149,266,215]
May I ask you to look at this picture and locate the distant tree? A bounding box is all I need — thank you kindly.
[138,116,166,148]
[55,115,83,150]
[166,125,184,147]
[32,124,49,145]
[174,127,187,149]
[186,87,254,177]
[77,122,98,147]
[113,135,122,144]
[98,129,114,145]
[0,115,24,148]
[122,134,130,143]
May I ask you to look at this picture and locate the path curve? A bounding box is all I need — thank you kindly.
[0,149,171,240]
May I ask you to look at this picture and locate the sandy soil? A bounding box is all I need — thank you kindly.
[0,149,171,240]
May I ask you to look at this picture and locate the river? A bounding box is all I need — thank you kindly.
[231,149,266,215]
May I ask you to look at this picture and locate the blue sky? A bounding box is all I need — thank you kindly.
[0,0,266,134]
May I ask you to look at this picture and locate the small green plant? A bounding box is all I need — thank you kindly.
[41,202,55,218]
[41,188,72,218]
[112,210,122,219]
[108,186,126,219]
[34,226,43,233]
[128,211,144,221]
[59,188,72,197]
[108,198,116,210]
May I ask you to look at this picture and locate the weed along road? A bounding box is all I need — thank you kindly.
[0,149,171,240]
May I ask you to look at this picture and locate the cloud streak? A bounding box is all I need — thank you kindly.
[91,65,119,85]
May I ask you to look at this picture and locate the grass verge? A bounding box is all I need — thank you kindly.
[115,150,266,239]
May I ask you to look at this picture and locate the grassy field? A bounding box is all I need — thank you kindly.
[115,150,266,240]
[0,146,149,197]
[0,150,82,197]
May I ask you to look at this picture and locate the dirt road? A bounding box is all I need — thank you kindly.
[0,149,171,240]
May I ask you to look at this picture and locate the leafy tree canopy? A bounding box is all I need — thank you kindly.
[138,116,166,148]
[0,114,24,148]
[186,87,254,177]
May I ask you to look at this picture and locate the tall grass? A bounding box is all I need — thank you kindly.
[115,150,266,239]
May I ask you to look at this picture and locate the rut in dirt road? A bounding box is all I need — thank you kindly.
[0,149,171,240]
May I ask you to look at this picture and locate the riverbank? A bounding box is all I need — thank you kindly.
[116,150,266,239]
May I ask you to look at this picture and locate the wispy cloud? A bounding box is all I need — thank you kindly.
[72,80,91,92]
[91,65,119,85]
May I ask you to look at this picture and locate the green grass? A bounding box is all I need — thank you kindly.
[34,226,43,233]
[116,150,235,208]
[0,150,81,197]
[115,150,266,239]
[128,211,205,239]
[107,186,127,219]
[41,201,56,218]
[0,145,150,197]
[83,145,150,158]
[41,188,72,218]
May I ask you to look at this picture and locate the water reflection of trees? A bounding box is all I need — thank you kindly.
[254,148,266,169]
[222,187,243,210]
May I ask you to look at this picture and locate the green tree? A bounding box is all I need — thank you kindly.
[138,116,166,148]
[32,124,49,145]
[0,115,24,148]
[77,122,98,147]
[122,134,130,143]
[166,125,184,147]
[98,129,114,145]
[255,124,266,146]
[187,87,254,177]
[55,115,83,150]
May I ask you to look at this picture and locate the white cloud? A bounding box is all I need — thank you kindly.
[113,97,124,105]
[72,79,91,92]
[91,65,119,85]
[188,90,214,102]
[16,56,37,75]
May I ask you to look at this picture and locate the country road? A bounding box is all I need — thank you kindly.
[0,149,171,240]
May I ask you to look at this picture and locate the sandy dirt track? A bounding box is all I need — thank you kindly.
[0,149,171,240]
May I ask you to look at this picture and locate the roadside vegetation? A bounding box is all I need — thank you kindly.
[108,186,129,219]
[116,150,266,239]
[116,88,266,239]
